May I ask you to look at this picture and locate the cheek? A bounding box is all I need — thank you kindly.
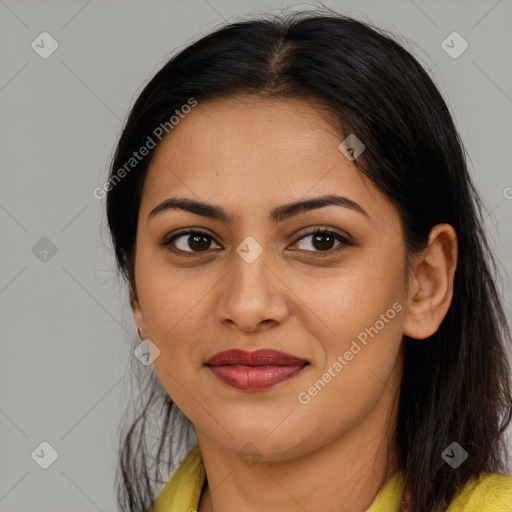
[292,248,406,351]
[134,273,209,405]
[290,249,406,416]
[293,298,404,450]
[135,249,205,339]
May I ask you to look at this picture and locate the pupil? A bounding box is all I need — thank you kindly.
[190,234,210,251]
[313,233,334,251]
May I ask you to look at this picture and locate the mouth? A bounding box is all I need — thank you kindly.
[205,349,310,391]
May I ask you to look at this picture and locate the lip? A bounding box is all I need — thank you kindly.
[205,349,309,391]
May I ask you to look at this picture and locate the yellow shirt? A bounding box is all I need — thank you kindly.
[153,445,512,511]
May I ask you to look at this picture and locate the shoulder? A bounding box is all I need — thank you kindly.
[447,472,512,511]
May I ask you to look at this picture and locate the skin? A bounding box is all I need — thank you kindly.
[130,95,458,512]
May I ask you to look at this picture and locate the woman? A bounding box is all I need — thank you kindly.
[106,9,512,512]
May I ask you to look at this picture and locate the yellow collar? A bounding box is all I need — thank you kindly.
[153,445,206,511]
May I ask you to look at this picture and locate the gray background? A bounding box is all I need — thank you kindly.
[1,0,511,510]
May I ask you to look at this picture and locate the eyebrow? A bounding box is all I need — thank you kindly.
[148,194,369,224]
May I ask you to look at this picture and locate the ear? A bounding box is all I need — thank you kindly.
[402,223,458,340]
[129,284,147,335]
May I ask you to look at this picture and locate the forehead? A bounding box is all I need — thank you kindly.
[140,96,398,228]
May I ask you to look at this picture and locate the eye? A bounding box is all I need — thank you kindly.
[291,228,353,256]
[161,227,353,257]
[162,229,221,256]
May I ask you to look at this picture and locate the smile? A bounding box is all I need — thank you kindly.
[205,349,310,391]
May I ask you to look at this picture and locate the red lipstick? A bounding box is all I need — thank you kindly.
[205,349,309,391]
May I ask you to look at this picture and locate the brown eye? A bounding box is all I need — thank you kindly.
[163,230,221,254]
[292,228,353,255]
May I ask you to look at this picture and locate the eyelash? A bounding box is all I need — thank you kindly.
[160,227,354,258]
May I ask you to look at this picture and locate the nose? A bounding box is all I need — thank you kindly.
[214,246,290,333]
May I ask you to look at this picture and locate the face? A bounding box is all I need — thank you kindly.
[130,95,409,461]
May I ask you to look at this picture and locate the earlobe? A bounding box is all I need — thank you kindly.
[129,287,146,334]
[402,224,458,340]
